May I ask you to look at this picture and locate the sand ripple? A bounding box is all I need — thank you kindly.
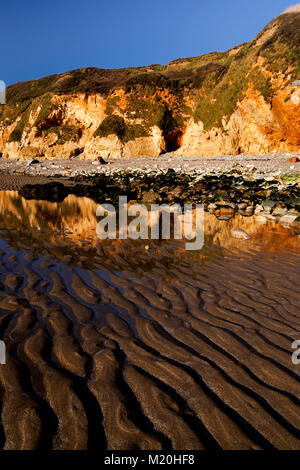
[0,241,299,450]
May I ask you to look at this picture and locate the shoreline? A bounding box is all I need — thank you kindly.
[0,152,299,233]
[0,157,299,449]
[0,209,299,449]
[0,152,299,190]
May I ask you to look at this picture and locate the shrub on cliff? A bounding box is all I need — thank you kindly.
[94,115,126,140]
[94,115,149,142]
[9,106,31,142]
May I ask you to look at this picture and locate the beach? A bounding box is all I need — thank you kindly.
[0,153,299,190]
[0,185,298,449]
[1,0,300,454]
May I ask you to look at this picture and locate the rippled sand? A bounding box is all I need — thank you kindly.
[0,192,299,450]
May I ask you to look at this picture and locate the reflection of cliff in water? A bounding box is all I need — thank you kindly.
[0,191,298,274]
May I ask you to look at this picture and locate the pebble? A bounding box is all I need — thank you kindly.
[256,215,267,224]
[254,205,264,214]
[262,200,276,212]
[231,228,250,240]
[279,213,299,226]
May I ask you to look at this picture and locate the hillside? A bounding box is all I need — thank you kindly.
[0,10,299,159]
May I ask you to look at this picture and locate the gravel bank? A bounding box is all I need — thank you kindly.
[0,152,299,190]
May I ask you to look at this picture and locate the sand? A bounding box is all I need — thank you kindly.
[0,191,299,449]
[0,243,299,450]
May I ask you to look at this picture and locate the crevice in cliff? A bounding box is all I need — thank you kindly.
[163,129,183,152]
[160,109,184,152]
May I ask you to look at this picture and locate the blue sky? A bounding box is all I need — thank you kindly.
[1,0,296,85]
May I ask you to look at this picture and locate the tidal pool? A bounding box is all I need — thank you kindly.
[0,191,299,450]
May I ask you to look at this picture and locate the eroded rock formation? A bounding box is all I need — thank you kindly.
[0,11,299,159]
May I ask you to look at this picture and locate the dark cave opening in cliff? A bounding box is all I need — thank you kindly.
[160,109,183,153]
[163,130,183,153]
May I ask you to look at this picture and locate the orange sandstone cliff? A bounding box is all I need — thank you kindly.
[0,10,299,159]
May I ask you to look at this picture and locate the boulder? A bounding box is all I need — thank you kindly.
[19,146,43,159]
[19,182,69,203]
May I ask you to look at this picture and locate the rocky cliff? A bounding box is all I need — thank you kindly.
[0,10,299,159]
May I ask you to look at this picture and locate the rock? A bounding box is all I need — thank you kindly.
[292,216,300,234]
[19,146,43,159]
[239,206,254,217]
[256,215,267,224]
[29,159,40,165]
[167,186,184,200]
[287,198,300,211]
[292,216,300,226]
[265,213,277,222]
[142,190,161,204]
[19,182,69,203]
[262,199,276,212]
[254,205,264,214]
[230,228,250,240]
[69,147,84,158]
[223,201,236,210]
[207,203,217,213]
[98,156,108,164]
[279,212,299,227]
[272,205,288,217]
[214,204,235,220]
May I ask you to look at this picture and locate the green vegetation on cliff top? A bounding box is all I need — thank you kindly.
[1,11,299,142]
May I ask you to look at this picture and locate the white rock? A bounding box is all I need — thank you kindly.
[231,228,250,240]
[254,205,264,214]
[279,213,298,226]
[272,207,287,217]
[256,215,267,224]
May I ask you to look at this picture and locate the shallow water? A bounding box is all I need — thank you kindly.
[0,191,299,450]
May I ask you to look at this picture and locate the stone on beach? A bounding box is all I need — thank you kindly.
[214,205,236,221]
[238,206,255,217]
[230,228,250,240]
[279,212,299,227]
[262,200,276,212]
[98,156,108,164]
[256,215,267,224]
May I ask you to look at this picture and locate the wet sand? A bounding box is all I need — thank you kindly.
[0,173,72,191]
[0,192,299,449]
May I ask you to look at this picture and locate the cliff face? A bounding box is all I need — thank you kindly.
[0,11,299,159]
